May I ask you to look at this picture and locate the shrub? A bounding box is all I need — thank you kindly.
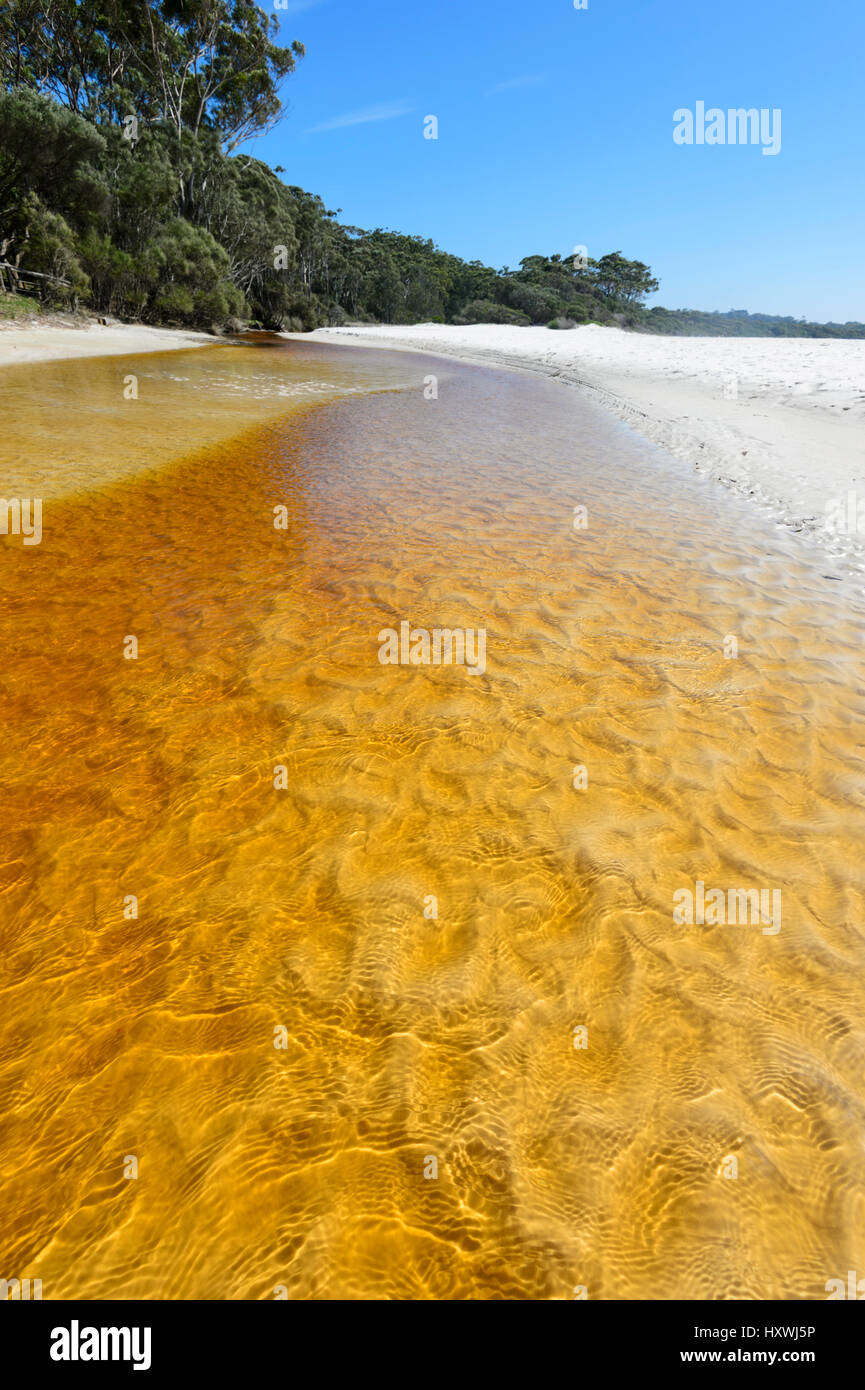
[11,195,89,308]
[460,299,530,326]
[146,220,245,327]
[502,281,561,322]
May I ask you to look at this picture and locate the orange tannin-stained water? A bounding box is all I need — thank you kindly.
[1,338,864,1300]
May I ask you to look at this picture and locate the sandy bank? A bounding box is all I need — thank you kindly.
[305,323,865,572]
[0,319,214,366]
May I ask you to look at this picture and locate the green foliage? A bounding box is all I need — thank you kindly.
[502,280,562,323]
[593,251,659,304]
[0,0,304,149]
[641,305,865,338]
[20,196,88,301]
[0,86,105,229]
[457,299,531,326]
[148,219,246,326]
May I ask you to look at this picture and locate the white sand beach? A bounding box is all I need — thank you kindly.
[307,324,865,572]
[0,319,213,365]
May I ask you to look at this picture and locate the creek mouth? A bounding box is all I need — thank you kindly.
[1,338,863,1300]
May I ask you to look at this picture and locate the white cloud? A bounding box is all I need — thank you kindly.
[306,101,413,134]
[488,74,543,95]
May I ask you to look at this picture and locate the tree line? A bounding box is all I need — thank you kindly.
[1,1,862,339]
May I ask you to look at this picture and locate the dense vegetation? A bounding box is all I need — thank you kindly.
[1,1,863,338]
[640,306,865,339]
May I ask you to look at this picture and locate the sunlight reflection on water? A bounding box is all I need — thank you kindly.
[1,338,864,1300]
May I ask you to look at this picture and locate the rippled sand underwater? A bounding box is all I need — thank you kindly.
[1,339,865,1301]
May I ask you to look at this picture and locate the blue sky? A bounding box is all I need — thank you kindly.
[248,0,865,321]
